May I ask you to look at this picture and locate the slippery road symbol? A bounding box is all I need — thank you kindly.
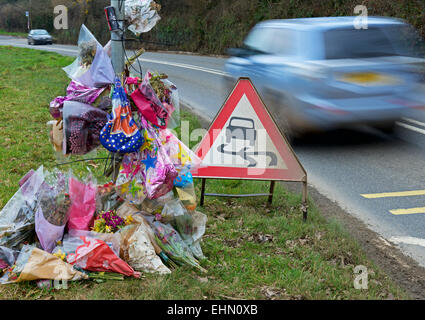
[217,144,277,167]
[218,116,278,168]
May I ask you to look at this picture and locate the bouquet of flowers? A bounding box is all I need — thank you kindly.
[92,210,133,233]
[148,218,206,273]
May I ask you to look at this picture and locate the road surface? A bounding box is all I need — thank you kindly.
[3,35,425,267]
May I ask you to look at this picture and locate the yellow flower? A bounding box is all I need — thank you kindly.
[53,249,66,261]
[105,225,112,233]
[125,215,134,225]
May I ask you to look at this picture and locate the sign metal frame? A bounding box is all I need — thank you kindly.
[193,77,308,221]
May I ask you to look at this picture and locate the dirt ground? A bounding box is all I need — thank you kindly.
[282,181,425,300]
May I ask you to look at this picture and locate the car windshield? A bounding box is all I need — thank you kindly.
[324,25,425,59]
[32,30,49,35]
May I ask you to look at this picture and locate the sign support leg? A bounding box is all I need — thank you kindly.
[200,178,206,207]
[302,180,308,222]
[268,181,275,205]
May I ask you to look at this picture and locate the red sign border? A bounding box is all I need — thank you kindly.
[192,78,307,182]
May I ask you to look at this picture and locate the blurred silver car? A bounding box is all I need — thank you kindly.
[224,17,425,138]
[28,29,53,45]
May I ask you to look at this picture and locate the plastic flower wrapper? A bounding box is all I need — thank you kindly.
[35,169,71,253]
[67,174,97,231]
[159,129,202,173]
[139,118,178,200]
[116,201,140,223]
[125,0,161,36]
[0,166,45,250]
[63,24,114,88]
[49,80,108,119]
[174,168,198,211]
[119,215,171,274]
[143,214,206,273]
[184,211,207,260]
[66,236,141,278]
[0,246,18,279]
[1,245,87,284]
[158,198,207,260]
[62,101,108,156]
[53,230,121,258]
[132,71,179,129]
[96,182,124,213]
[140,190,174,214]
[115,152,147,205]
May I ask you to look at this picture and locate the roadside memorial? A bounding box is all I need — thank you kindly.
[1,1,209,287]
[192,78,308,221]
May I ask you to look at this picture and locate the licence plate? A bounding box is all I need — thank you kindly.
[339,72,399,86]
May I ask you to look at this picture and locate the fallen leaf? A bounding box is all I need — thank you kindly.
[198,277,209,283]
[216,214,226,222]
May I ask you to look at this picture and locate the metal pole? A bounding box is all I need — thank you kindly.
[29,0,32,31]
[302,180,308,222]
[200,178,206,207]
[111,0,125,76]
[268,181,275,205]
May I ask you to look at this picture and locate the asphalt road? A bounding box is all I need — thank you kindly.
[3,35,425,267]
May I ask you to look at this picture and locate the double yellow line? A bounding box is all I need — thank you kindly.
[361,190,425,215]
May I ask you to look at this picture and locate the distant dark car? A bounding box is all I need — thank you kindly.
[225,116,257,146]
[27,29,53,45]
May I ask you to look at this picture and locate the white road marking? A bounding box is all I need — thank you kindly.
[396,121,425,136]
[389,236,425,248]
[139,57,228,76]
[401,117,425,129]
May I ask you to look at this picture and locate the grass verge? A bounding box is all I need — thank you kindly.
[0,30,28,38]
[0,46,408,300]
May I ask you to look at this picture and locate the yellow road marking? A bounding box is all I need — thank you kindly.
[390,207,425,215]
[361,190,425,199]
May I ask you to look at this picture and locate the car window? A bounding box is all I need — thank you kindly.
[244,27,298,56]
[386,24,425,58]
[267,28,298,56]
[32,30,49,35]
[323,26,424,59]
[243,27,276,53]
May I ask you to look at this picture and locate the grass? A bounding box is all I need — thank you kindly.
[0,30,28,38]
[0,46,409,300]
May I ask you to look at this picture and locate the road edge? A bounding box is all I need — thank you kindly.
[182,100,425,300]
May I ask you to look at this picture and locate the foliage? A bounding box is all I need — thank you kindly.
[1,0,424,54]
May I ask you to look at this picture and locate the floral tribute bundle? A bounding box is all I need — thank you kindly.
[1,18,209,287]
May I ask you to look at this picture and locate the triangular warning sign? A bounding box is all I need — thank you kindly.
[193,78,306,182]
